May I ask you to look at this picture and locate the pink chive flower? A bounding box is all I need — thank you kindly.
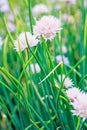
[14,32,38,51]
[66,87,80,102]
[33,15,62,40]
[84,0,87,8]
[62,14,74,24]
[60,0,76,5]
[57,45,67,54]
[62,45,67,54]
[0,0,10,13]
[7,22,16,33]
[66,87,87,119]
[32,4,49,18]
[56,55,69,65]
[58,74,73,88]
[71,92,87,119]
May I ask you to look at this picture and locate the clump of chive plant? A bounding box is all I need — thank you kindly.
[0,0,87,130]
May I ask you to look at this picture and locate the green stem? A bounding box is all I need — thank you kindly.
[1,14,14,44]
[76,117,81,130]
[28,0,33,33]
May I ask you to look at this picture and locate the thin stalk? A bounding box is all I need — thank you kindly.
[28,0,34,33]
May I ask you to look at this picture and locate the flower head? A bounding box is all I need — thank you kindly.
[0,0,10,13]
[14,32,38,51]
[66,87,80,102]
[56,4,61,11]
[60,0,76,5]
[67,0,76,5]
[62,45,67,54]
[57,45,67,54]
[32,4,49,18]
[71,92,87,119]
[84,0,87,8]
[66,87,87,119]
[8,22,16,33]
[33,15,62,40]
[62,14,74,24]
[58,74,73,88]
[7,13,15,22]
[56,55,69,65]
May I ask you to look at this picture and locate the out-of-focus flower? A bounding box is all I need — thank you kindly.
[0,0,10,13]
[71,92,87,119]
[33,15,62,40]
[7,13,14,22]
[66,87,80,102]
[56,55,69,64]
[0,37,3,50]
[84,0,87,8]
[14,32,38,51]
[67,0,76,5]
[56,4,61,11]
[62,14,74,24]
[58,74,73,88]
[30,63,41,74]
[49,0,56,3]
[7,22,16,33]
[32,4,49,18]
[6,13,16,33]
[62,45,67,54]
[58,45,67,54]
[60,0,76,5]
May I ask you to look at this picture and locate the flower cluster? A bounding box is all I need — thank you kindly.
[14,15,62,51]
